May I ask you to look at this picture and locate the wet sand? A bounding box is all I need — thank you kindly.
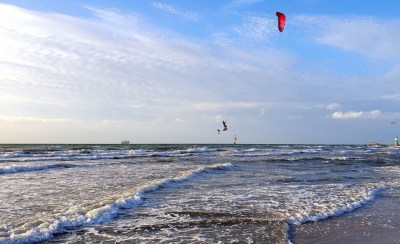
[292,187,400,244]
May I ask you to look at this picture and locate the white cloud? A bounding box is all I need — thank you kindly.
[101,119,134,125]
[317,103,340,110]
[332,111,362,119]
[379,64,400,83]
[191,102,264,111]
[0,116,68,123]
[213,115,224,123]
[0,5,208,117]
[224,0,263,10]
[296,15,400,59]
[332,110,381,119]
[233,15,275,41]
[211,32,235,47]
[382,93,400,101]
[175,117,184,123]
[151,2,200,21]
[0,3,299,130]
[1,3,398,143]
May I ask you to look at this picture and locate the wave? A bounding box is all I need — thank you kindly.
[3,144,392,165]
[0,163,91,175]
[0,146,221,164]
[0,163,233,244]
[288,188,378,226]
[286,179,400,226]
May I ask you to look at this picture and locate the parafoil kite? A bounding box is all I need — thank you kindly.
[276,12,286,32]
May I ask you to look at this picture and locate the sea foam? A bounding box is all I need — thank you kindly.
[1,163,232,244]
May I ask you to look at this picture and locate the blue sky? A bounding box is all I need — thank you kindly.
[1,0,399,144]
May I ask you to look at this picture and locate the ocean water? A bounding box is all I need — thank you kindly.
[1,144,400,243]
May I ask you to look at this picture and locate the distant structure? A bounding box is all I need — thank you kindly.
[121,140,130,145]
[367,142,381,147]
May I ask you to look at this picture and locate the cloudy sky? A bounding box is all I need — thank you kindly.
[1,0,399,144]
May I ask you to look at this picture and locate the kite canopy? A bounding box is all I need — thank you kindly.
[276,12,286,32]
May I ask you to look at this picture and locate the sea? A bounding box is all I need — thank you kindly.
[1,144,400,244]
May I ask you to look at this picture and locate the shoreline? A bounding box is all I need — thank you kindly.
[291,187,400,244]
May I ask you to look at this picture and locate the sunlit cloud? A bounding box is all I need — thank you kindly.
[0,116,68,123]
[332,110,381,119]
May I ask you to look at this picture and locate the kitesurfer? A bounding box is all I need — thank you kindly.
[223,120,228,131]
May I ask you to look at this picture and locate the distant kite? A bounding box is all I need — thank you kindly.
[276,12,286,32]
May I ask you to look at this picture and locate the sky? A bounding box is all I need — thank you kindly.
[1,0,400,144]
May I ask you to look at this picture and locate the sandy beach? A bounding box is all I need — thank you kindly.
[293,187,400,244]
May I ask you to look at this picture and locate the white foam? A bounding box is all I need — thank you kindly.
[283,181,396,225]
[0,163,73,175]
[1,163,232,244]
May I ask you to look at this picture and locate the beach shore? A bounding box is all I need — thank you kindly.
[292,187,400,244]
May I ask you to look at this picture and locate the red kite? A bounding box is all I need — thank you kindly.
[276,12,286,32]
